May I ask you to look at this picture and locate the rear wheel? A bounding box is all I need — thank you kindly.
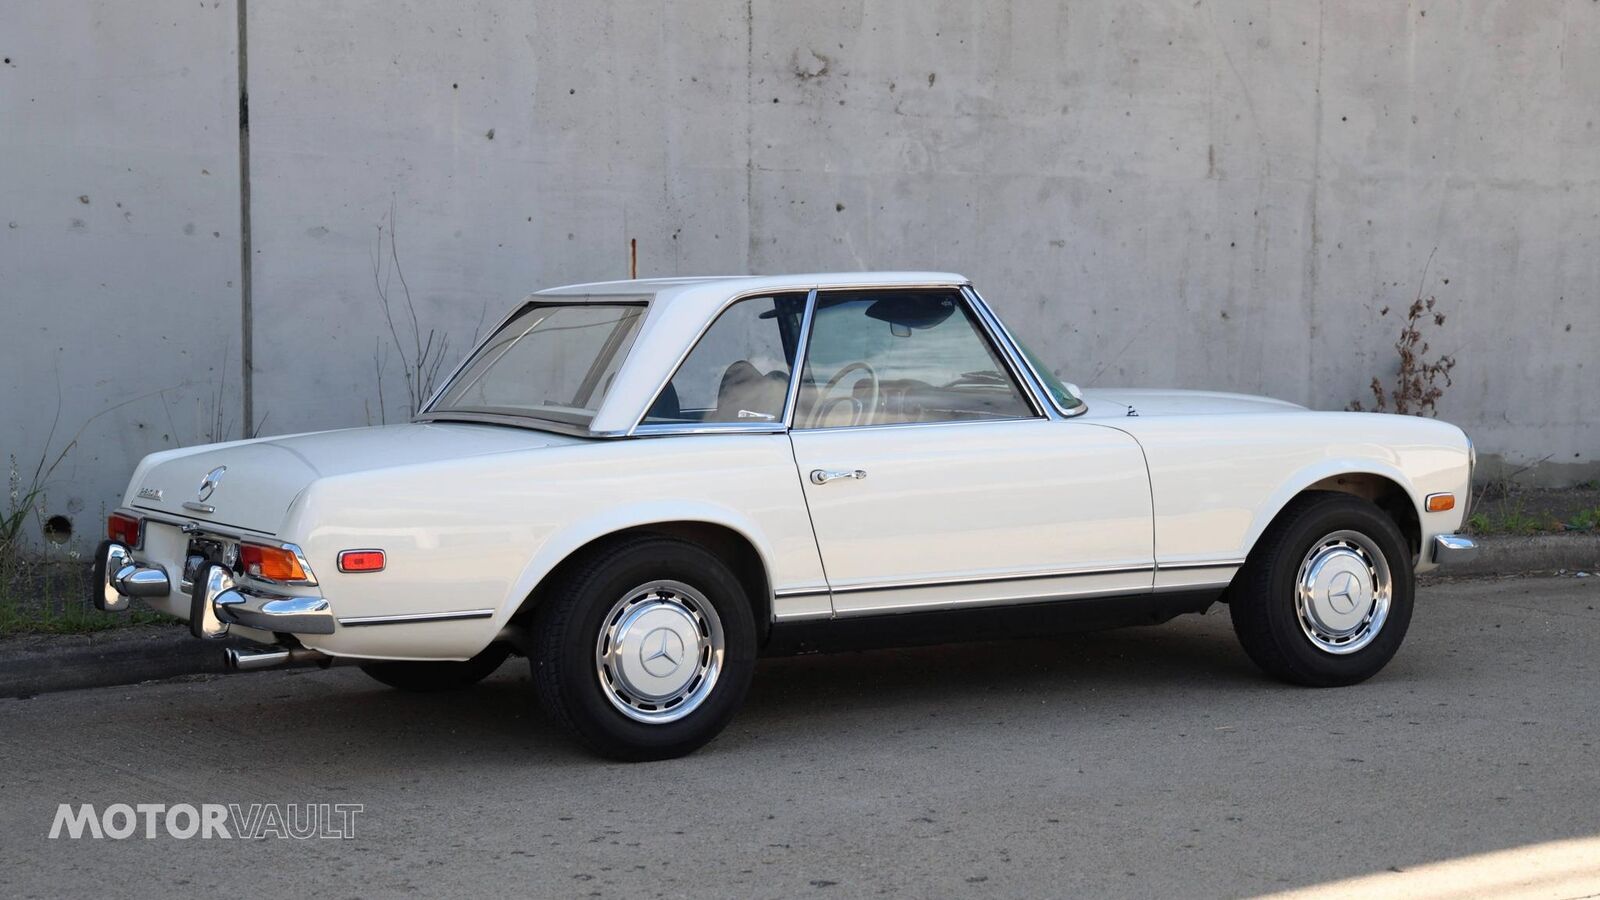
[359,645,510,692]
[530,536,756,761]
[1229,492,1414,687]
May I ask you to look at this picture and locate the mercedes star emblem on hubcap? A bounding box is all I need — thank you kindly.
[639,627,685,677]
[1326,570,1361,614]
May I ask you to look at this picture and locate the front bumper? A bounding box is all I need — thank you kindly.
[1431,533,1479,566]
[95,539,335,637]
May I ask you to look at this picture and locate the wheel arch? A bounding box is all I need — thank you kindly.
[505,513,775,642]
[1245,462,1423,562]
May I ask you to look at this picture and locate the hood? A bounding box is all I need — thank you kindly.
[127,422,580,535]
[1078,388,1305,419]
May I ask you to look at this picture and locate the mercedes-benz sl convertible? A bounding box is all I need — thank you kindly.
[94,272,1477,759]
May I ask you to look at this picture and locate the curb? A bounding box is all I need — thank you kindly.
[1426,533,1600,580]
[0,626,244,698]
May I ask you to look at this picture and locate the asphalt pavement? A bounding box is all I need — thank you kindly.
[1,575,1596,898]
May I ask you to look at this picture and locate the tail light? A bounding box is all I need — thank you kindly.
[107,513,143,548]
[239,543,309,582]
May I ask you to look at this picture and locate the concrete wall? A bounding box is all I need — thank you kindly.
[3,0,1597,549]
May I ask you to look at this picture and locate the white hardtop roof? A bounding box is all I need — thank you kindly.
[525,272,970,434]
[533,271,969,298]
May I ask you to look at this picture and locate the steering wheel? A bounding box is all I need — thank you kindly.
[810,361,880,427]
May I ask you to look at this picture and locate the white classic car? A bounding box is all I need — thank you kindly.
[95,272,1477,759]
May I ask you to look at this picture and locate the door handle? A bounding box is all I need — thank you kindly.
[809,468,867,485]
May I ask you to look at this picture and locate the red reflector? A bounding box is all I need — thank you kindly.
[338,550,385,573]
[107,513,142,547]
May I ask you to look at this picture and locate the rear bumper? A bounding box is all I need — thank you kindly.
[95,539,335,637]
[1431,533,1479,566]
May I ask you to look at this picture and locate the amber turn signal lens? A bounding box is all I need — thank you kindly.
[337,550,386,573]
[106,513,142,547]
[1426,493,1456,513]
[239,543,308,581]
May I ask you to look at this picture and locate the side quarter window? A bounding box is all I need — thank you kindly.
[797,290,1036,428]
[642,292,809,425]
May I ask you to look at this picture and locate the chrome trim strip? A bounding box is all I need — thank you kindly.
[789,416,1040,436]
[632,422,786,436]
[773,587,831,598]
[337,609,496,627]
[1153,580,1234,594]
[827,563,1155,595]
[961,285,1055,420]
[833,578,1151,618]
[1156,558,1247,571]
[414,411,600,438]
[965,285,1088,419]
[781,287,820,430]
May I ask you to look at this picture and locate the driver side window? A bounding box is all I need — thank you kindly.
[796,290,1035,428]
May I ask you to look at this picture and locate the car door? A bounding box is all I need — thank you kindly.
[787,288,1153,616]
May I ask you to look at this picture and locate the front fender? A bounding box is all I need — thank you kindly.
[1242,457,1423,555]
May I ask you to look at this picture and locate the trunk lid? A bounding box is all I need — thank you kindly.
[129,422,580,534]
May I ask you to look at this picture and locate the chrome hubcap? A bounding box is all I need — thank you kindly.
[595,580,723,724]
[1295,530,1392,655]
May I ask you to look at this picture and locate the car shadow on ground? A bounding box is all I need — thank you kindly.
[138,611,1267,767]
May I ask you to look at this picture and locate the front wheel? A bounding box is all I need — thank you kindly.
[1229,492,1414,687]
[531,536,757,761]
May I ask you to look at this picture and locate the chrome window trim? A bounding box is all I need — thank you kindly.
[789,285,1045,431]
[780,288,820,429]
[632,422,787,436]
[413,411,599,439]
[624,281,971,437]
[416,297,650,423]
[963,285,1087,419]
[626,286,820,437]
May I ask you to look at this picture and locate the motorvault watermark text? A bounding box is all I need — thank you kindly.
[49,803,363,840]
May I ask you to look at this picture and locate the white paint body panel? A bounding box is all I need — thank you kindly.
[788,419,1153,615]
[108,274,1474,661]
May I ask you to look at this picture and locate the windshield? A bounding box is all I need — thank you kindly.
[1016,340,1085,414]
[427,301,647,427]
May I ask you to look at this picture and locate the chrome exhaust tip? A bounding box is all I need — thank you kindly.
[225,646,330,671]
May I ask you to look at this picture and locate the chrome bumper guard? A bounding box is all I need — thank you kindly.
[93,540,170,612]
[1432,534,1479,565]
[192,563,335,639]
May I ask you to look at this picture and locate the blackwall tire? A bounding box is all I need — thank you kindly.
[1229,492,1414,687]
[530,536,757,761]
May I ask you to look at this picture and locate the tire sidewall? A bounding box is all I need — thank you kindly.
[543,541,757,759]
[1261,497,1415,684]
